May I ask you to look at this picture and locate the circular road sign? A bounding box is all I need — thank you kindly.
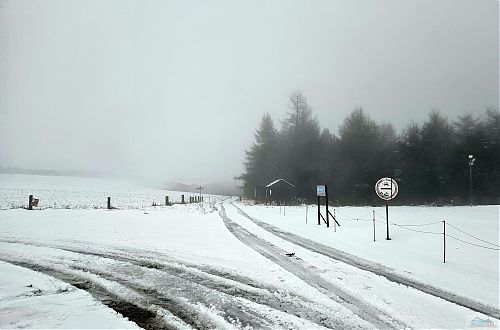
[375,177,398,201]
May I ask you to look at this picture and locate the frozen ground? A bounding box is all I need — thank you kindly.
[0,260,139,329]
[235,202,499,308]
[0,205,375,329]
[0,174,499,329]
[0,174,211,209]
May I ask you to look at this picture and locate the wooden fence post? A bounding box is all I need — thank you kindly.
[107,197,111,210]
[28,195,33,210]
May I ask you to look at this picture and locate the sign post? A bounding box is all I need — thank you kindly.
[317,195,320,224]
[316,185,329,228]
[375,177,399,240]
[325,185,329,228]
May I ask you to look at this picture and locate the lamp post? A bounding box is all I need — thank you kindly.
[468,155,475,207]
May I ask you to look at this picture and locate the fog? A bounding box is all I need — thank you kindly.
[0,0,498,185]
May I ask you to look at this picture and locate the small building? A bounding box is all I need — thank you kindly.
[265,179,296,205]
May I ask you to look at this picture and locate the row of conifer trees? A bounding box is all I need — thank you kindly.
[238,92,500,205]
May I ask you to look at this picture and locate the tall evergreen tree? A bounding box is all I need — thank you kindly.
[337,107,382,203]
[480,108,500,201]
[450,114,484,202]
[397,122,424,202]
[318,128,339,187]
[238,113,278,200]
[419,111,455,202]
[279,91,321,199]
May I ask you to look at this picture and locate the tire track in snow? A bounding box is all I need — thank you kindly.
[219,204,409,330]
[0,259,188,330]
[231,202,500,320]
[0,240,350,329]
[0,252,272,329]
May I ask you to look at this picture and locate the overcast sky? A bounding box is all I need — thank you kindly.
[0,0,498,184]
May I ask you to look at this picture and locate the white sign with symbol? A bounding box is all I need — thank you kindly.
[375,177,398,201]
[317,185,326,197]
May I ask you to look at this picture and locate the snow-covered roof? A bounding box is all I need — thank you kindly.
[265,178,296,188]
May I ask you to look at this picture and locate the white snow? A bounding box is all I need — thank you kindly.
[0,174,215,210]
[0,175,373,329]
[0,260,139,329]
[265,178,296,188]
[236,202,500,307]
[0,174,498,329]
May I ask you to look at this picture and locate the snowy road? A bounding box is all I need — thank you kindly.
[0,198,498,329]
[221,201,500,329]
[0,239,366,329]
[230,203,500,319]
[219,204,407,329]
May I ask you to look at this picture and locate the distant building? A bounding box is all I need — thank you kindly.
[265,179,296,204]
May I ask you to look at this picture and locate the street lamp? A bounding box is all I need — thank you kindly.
[468,155,475,206]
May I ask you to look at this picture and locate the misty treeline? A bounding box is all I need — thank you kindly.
[238,92,500,205]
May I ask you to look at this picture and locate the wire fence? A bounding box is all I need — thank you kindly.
[394,220,443,227]
[367,209,500,251]
[445,235,500,251]
[0,192,218,212]
[335,209,373,222]
[445,222,500,248]
[392,224,442,235]
[336,209,500,251]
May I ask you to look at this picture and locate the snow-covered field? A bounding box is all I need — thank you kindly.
[0,174,499,329]
[0,174,207,210]
[236,202,500,307]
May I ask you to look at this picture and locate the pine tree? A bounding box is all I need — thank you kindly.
[238,114,278,200]
[419,111,455,202]
[397,122,424,202]
[279,92,321,199]
[337,107,382,203]
[480,108,500,201]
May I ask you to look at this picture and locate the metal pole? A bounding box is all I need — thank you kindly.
[306,204,308,224]
[469,163,473,207]
[443,220,446,263]
[333,208,336,232]
[373,210,376,242]
[386,202,391,240]
[325,185,329,228]
[317,196,320,225]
